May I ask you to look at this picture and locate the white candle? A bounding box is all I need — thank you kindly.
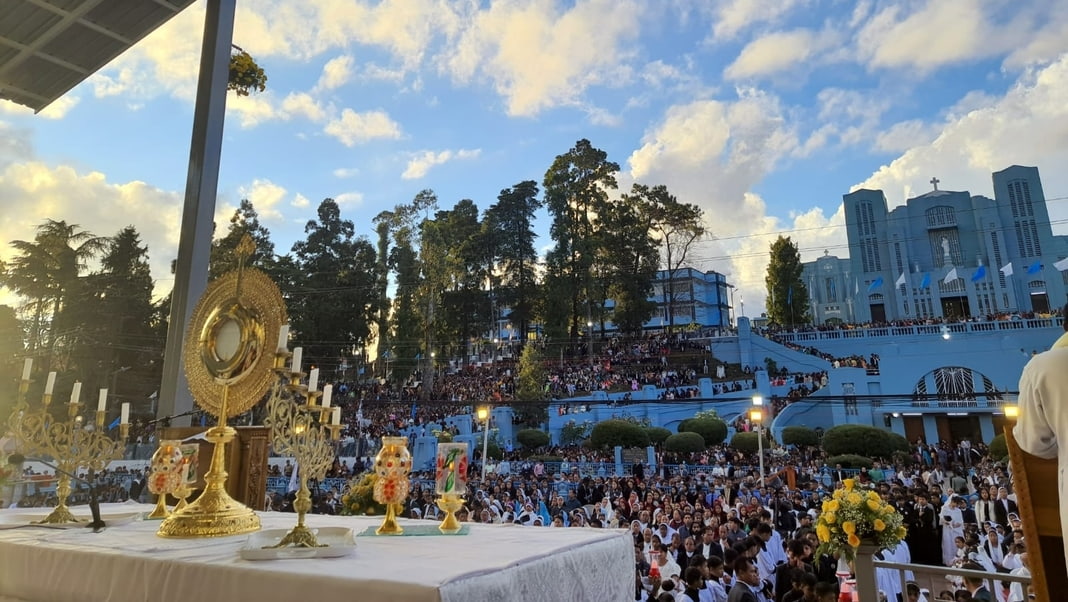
[332,406,341,425]
[291,347,302,374]
[276,324,290,351]
[321,384,332,409]
[70,382,81,404]
[97,388,108,412]
[21,358,32,381]
[308,368,319,392]
[44,372,56,395]
[120,403,129,425]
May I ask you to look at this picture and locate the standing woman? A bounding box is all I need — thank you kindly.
[974,487,995,526]
[940,496,966,566]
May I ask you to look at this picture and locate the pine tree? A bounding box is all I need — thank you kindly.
[765,236,810,325]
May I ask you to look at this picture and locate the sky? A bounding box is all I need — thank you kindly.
[1,0,1067,318]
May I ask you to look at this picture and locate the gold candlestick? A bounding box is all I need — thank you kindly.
[6,385,128,524]
[261,359,337,548]
[158,234,286,538]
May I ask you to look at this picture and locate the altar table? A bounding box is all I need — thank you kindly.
[0,504,633,602]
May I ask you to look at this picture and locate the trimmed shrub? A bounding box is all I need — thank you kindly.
[589,419,650,450]
[730,431,771,454]
[821,424,909,459]
[988,433,1008,462]
[781,426,819,447]
[644,426,673,445]
[485,439,504,461]
[826,454,874,469]
[516,428,550,449]
[679,417,728,446]
[664,432,705,454]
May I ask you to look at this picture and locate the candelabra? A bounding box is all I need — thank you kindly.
[262,351,341,548]
[6,376,128,524]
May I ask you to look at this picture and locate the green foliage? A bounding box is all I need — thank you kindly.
[781,426,819,447]
[988,433,1008,461]
[485,438,504,461]
[600,190,658,335]
[514,345,549,427]
[589,419,650,450]
[821,425,910,459]
[765,235,810,326]
[664,432,705,454]
[560,420,592,446]
[431,429,454,443]
[516,428,551,449]
[644,426,672,445]
[228,49,267,96]
[730,431,771,454]
[764,357,778,375]
[210,199,276,279]
[678,417,728,446]
[484,181,541,341]
[825,454,874,469]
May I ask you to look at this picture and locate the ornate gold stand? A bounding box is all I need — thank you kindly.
[38,475,78,524]
[377,503,403,535]
[267,480,324,548]
[157,423,260,537]
[437,494,463,534]
[174,485,192,512]
[147,493,170,520]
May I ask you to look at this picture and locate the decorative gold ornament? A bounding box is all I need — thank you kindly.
[6,381,128,524]
[373,436,411,535]
[261,357,341,549]
[158,235,286,538]
[436,494,463,534]
[146,440,185,520]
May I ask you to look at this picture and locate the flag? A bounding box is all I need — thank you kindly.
[971,265,987,282]
[943,268,959,284]
[1055,257,1068,271]
[1027,261,1042,274]
[287,462,300,493]
[411,402,417,419]
[867,277,883,293]
[895,272,906,287]
[854,279,859,296]
[107,416,120,430]
[1000,262,1013,277]
[787,286,793,304]
[920,273,931,289]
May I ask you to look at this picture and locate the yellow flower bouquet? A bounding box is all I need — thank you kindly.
[338,473,388,516]
[815,478,906,562]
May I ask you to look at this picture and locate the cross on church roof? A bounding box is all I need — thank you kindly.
[930,177,940,191]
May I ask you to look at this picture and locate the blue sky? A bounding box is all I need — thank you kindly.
[2,0,1067,316]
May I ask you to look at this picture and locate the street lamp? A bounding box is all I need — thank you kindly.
[586,320,594,366]
[1004,404,1019,419]
[477,406,490,481]
[751,395,764,488]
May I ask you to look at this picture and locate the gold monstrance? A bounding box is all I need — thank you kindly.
[157,235,286,538]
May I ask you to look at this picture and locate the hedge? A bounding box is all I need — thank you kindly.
[821,424,909,459]
[730,431,771,454]
[826,454,874,469]
[988,433,1007,462]
[589,419,650,450]
[781,426,819,447]
[678,417,728,446]
[515,428,551,449]
[664,432,705,454]
[644,427,673,445]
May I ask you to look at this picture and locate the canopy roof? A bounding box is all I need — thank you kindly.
[0,0,196,112]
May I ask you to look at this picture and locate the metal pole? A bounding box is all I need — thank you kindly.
[758,424,764,487]
[157,0,236,424]
[481,414,490,481]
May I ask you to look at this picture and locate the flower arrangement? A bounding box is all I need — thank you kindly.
[815,478,907,562]
[0,455,14,490]
[338,473,388,516]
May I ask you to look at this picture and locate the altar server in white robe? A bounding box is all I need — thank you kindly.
[939,497,965,566]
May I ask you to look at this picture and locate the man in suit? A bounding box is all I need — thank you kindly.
[992,486,1018,529]
[727,558,762,602]
[962,562,993,601]
[700,528,725,562]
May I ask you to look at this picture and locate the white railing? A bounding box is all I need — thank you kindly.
[864,558,1031,602]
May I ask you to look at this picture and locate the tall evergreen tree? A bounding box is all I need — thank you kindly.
[484,181,541,345]
[765,235,810,326]
[209,199,276,278]
[598,196,659,335]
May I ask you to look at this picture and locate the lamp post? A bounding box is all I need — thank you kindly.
[586,320,594,366]
[751,395,764,488]
[477,406,490,481]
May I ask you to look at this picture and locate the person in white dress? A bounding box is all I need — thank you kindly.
[940,496,966,566]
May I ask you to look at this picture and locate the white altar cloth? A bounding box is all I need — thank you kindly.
[0,504,633,602]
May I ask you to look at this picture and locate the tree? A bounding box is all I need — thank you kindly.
[598,195,658,334]
[821,425,909,459]
[664,432,705,454]
[730,431,771,453]
[513,344,548,427]
[543,139,619,352]
[781,426,819,447]
[644,426,672,445]
[765,235,809,326]
[209,199,275,278]
[371,214,392,380]
[678,417,728,446]
[483,181,541,345]
[626,184,705,331]
[516,428,551,449]
[589,419,649,450]
[289,199,379,378]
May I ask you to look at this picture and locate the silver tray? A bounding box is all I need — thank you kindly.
[239,527,356,560]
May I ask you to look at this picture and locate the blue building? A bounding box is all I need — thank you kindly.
[804,165,1068,324]
[647,267,732,331]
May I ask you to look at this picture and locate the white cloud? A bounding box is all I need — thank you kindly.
[402,149,481,180]
[442,0,644,116]
[709,0,805,40]
[227,93,282,128]
[323,109,403,146]
[234,179,288,221]
[316,55,355,91]
[724,29,836,80]
[334,192,364,206]
[874,119,939,153]
[856,54,1068,215]
[292,193,311,208]
[281,92,328,123]
[0,96,81,120]
[855,0,995,72]
[332,167,361,179]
